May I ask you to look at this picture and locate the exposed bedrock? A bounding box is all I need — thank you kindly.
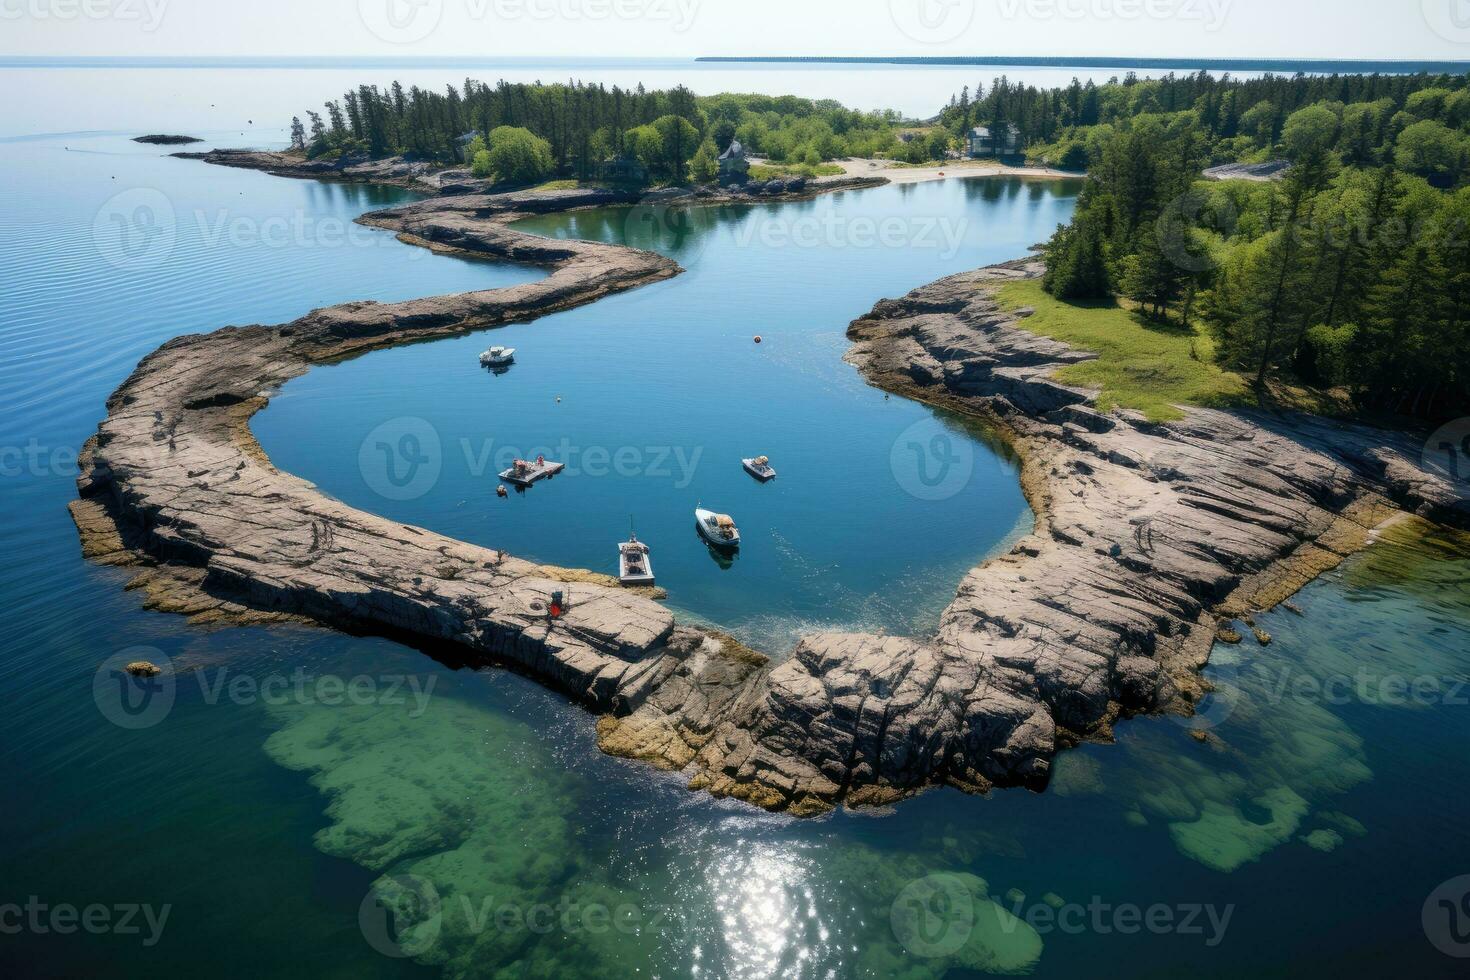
[73,165,1467,815]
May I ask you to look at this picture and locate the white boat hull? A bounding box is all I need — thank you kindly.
[742,458,776,481]
[618,542,655,586]
[695,508,740,549]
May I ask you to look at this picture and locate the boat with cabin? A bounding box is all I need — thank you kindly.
[695,508,740,549]
[617,534,655,586]
[479,345,516,367]
[742,455,776,481]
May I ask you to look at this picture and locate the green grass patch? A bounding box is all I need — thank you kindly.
[995,279,1251,421]
[747,162,844,180]
[529,179,585,192]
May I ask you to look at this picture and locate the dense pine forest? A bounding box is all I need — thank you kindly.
[290,79,904,182]
[1026,72,1470,417]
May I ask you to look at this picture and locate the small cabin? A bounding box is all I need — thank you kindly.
[967,124,1022,160]
[718,140,750,184]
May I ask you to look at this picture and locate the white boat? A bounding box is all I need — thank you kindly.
[742,455,776,481]
[618,535,655,586]
[479,345,516,367]
[695,508,740,549]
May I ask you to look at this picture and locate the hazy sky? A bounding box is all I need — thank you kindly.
[2,0,1468,61]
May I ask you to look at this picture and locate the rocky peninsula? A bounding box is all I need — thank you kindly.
[73,152,1469,815]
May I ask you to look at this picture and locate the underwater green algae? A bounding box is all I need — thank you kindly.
[264,686,1044,979]
[263,692,657,979]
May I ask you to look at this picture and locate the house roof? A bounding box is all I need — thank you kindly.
[970,124,1020,139]
[718,140,745,160]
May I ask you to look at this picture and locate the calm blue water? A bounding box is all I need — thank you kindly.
[3,67,1470,980]
[254,179,1074,653]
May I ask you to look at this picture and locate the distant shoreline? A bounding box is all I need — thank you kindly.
[698,56,1470,75]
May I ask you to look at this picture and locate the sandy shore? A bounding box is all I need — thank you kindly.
[829,156,1082,184]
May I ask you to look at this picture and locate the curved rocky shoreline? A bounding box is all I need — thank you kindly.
[72,153,1468,816]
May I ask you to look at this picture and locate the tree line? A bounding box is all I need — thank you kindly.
[1038,72,1470,418]
[290,79,907,184]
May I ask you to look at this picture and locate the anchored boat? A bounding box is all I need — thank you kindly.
[618,534,655,586]
[695,508,740,549]
[479,345,516,367]
[741,455,776,481]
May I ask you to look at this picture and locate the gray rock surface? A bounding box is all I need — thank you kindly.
[72,158,1468,815]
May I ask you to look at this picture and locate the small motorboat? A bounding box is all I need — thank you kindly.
[479,345,516,367]
[742,455,776,481]
[695,508,740,549]
[618,534,655,586]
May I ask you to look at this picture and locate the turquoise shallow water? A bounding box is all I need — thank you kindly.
[4,68,1470,980]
